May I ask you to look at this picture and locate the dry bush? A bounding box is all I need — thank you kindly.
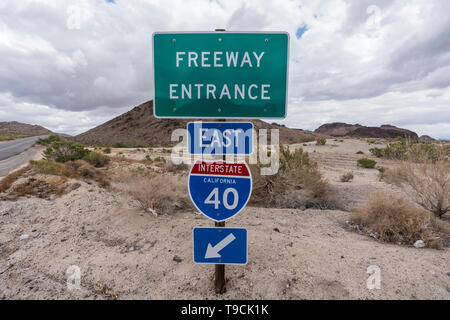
[0,166,30,193]
[250,145,339,209]
[380,152,449,218]
[30,159,109,188]
[6,176,68,200]
[29,160,75,177]
[340,171,354,182]
[118,172,191,215]
[350,192,448,249]
[164,161,189,173]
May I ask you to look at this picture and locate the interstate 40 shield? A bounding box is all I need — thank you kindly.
[188,160,252,222]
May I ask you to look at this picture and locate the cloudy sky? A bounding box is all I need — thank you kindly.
[0,0,449,139]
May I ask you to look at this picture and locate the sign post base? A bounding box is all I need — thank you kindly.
[214,221,226,294]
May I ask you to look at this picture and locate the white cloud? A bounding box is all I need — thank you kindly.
[0,0,448,138]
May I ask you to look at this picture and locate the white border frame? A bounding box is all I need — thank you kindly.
[186,121,254,155]
[192,226,248,265]
[152,31,290,119]
[187,159,253,222]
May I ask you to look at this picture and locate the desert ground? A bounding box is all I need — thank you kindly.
[0,139,449,300]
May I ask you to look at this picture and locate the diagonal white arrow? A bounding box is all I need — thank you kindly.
[205,233,236,259]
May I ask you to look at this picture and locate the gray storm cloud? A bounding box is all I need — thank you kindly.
[0,0,449,138]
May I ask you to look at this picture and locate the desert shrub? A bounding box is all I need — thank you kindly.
[316,137,326,146]
[36,134,61,146]
[29,160,74,177]
[144,155,152,162]
[30,159,109,188]
[369,140,447,162]
[249,145,338,209]
[119,174,191,215]
[384,156,449,218]
[161,148,171,154]
[7,176,68,200]
[357,158,377,168]
[164,161,189,173]
[0,131,34,141]
[83,151,110,167]
[350,192,448,249]
[377,166,386,180]
[0,166,30,193]
[340,172,354,182]
[112,140,148,148]
[103,147,111,154]
[369,147,384,157]
[153,156,166,163]
[356,151,364,155]
[43,141,90,163]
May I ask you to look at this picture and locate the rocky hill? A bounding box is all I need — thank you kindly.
[314,122,418,139]
[0,121,53,135]
[74,100,319,147]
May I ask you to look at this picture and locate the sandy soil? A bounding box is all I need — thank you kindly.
[0,139,449,300]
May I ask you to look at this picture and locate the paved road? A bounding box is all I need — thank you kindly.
[0,135,48,177]
[0,135,48,161]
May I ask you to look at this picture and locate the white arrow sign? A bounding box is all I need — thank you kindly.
[204,233,236,259]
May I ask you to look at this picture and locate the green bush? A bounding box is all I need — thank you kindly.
[357,158,377,169]
[83,151,110,167]
[144,155,152,162]
[316,137,326,146]
[37,134,61,146]
[43,141,90,163]
[369,140,447,162]
[103,147,111,154]
[153,156,166,163]
[356,151,364,155]
[249,145,337,209]
[369,147,384,158]
[29,160,74,177]
[112,140,148,148]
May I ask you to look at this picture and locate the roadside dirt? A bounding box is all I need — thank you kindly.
[0,139,449,299]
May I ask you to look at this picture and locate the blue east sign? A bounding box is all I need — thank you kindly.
[187,122,253,155]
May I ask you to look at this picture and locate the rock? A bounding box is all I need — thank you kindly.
[446,272,450,277]
[173,255,182,263]
[19,234,29,240]
[413,240,425,248]
[273,228,280,233]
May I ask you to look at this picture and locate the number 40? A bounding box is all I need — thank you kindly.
[205,187,239,210]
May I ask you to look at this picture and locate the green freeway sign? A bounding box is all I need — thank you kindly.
[153,32,289,118]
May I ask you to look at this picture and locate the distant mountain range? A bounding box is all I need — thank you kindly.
[0,121,53,135]
[314,122,420,139]
[3,103,434,146]
[73,100,319,147]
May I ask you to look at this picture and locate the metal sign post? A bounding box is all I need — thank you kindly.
[153,27,288,294]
